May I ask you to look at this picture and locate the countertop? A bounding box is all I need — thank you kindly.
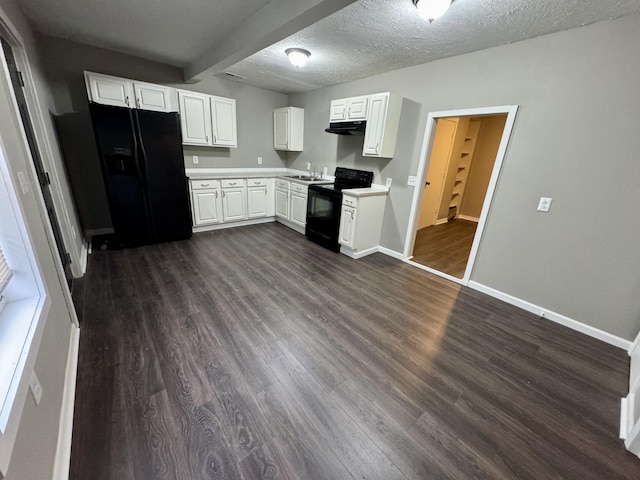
[185,168,389,194]
[342,185,390,197]
[186,168,330,185]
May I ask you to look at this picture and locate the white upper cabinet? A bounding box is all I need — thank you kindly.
[273,107,304,151]
[211,96,237,147]
[177,90,237,148]
[85,72,134,108]
[85,71,176,112]
[362,92,402,158]
[178,91,213,146]
[133,81,174,112]
[329,95,369,122]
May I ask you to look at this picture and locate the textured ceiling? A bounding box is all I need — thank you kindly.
[19,0,640,93]
[225,0,640,93]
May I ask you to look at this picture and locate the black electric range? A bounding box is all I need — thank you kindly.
[306,167,373,252]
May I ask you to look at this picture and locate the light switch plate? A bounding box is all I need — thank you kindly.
[192,155,199,164]
[407,176,417,186]
[537,197,552,212]
[30,370,43,406]
[17,171,29,194]
[385,178,392,188]
[257,156,263,165]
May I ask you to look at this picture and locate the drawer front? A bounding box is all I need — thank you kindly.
[191,179,220,190]
[275,179,290,190]
[247,178,267,187]
[221,178,245,188]
[290,183,308,195]
[342,195,358,208]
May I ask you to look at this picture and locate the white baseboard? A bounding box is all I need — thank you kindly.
[468,281,631,350]
[435,218,448,226]
[340,245,378,259]
[193,217,275,233]
[378,247,405,260]
[52,324,80,480]
[458,215,479,222]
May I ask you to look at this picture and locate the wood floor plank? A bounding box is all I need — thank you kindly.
[70,223,640,479]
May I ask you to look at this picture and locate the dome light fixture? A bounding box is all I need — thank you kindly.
[412,0,453,23]
[285,48,311,68]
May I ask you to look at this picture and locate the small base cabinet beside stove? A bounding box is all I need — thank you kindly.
[339,191,388,258]
[275,178,309,234]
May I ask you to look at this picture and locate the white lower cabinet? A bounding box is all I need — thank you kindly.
[338,193,388,258]
[290,192,307,228]
[247,178,274,219]
[274,179,308,234]
[189,175,308,232]
[191,180,222,226]
[221,179,247,222]
[339,206,356,248]
[275,187,289,220]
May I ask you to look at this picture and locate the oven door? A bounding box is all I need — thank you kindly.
[306,187,343,252]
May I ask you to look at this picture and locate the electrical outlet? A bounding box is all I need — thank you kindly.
[30,370,43,406]
[192,155,199,164]
[537,197,552,212]
[257,156,263,165]
[407,176,417,186]
[385,178,392,188]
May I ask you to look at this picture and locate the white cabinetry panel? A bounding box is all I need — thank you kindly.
[134,82,174,112]
[86,72,133,108]
[178,91,212,145]
[290,192,307,228]
[211,97,237,147]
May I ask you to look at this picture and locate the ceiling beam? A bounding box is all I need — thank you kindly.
[183,0,357,82]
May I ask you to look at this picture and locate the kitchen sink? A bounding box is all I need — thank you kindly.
[285,175,319,181]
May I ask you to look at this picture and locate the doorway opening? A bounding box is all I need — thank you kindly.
[404,106,518,284]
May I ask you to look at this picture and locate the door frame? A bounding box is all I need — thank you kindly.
[403,105,519,285]
[0,16,85,278]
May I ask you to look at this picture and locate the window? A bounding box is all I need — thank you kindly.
[0,245,10,296]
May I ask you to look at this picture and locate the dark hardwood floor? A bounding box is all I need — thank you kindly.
[412,219,478,278]
[70,222,639,479]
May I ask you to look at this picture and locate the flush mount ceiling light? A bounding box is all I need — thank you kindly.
[285,48,311,68]
[412,0,453,23]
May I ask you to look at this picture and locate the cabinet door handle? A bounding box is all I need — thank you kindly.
[206,135,209,143]
[215,191,218,198]
[214,135,217,144]
[222,191,225,198]
[125,96,130,106]
[201,183,210,187]
[229,182,236,186]
[264,188,267,195]
[136,97,140,108]
[375,143,379,153]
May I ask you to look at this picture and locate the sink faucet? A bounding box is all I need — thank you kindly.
[305,162,319,178]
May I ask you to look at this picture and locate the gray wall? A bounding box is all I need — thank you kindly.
[36,35,289,232]
[289,14,640,341]
[0,1,76,478]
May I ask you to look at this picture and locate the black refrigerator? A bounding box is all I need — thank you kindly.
[89,102,192,247]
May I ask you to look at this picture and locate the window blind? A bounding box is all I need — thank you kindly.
[0,245,11,295]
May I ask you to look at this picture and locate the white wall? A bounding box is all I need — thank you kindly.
[289,14,640,341]
[36,34,289,233]
[0,1,76,478]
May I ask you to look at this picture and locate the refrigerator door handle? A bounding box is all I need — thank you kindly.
[132,111,157,236]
